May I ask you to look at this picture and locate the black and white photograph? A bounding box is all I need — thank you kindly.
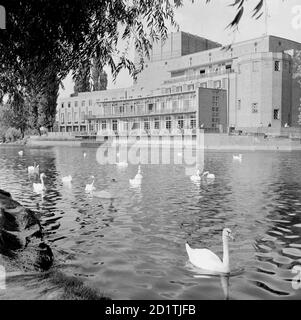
[1,0,301,306]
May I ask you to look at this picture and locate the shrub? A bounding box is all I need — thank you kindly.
[5,127,22,142]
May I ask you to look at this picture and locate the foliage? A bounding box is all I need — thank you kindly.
[4,127,22,142]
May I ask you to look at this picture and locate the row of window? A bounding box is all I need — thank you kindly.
[91,116,197,131]
[61,99,93,109]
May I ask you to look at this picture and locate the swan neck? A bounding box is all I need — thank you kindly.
[222,235,230,271]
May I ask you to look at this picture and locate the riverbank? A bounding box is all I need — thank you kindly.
[2,134,301,151]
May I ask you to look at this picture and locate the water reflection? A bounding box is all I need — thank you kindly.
[1,146,301,299]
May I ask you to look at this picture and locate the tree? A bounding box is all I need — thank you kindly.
[73,62,91,94]
[91,57,108,91]
[0,92,28,138]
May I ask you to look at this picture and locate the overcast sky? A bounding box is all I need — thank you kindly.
[59,0,301,98]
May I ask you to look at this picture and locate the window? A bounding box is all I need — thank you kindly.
[89,99,92,106]
[67,112,71,123]
[68,102,71,108]
[275,61,280,71]
[177,115,184,129]
[60,113,64,124]
[176,86,182,93]
[190,116,196,129]
[148,103,154,112]
[61,103,64,108]
[161,102,165,111]
[75,101,78,107]
[165,88,171,94]
[154,117,160,129]
[119,105,124,114]
[251,103,258,113]
[238,100,241,110]
[81,112,85,122]
[165,116,172,130]
[187,84,194,91]
[88,111,92,117]
[212,96,219,106]
[112,120,118,131]
[200,82,207,88]
[101,120,106,130]
[81,101,85,107]
[214,80,221,89]
[274,109,280,120]
[200,69,206,75]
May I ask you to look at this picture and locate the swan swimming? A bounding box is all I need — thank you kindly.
[33,173,47,193]
[18,151,23,156]
[202,171,215,180]
[129,165,143,186]
[83,152,87,158]
[190,169,201,183]
[85,176,96,192]
[233,154,242,162]
[28,163,39,174]
[186,228,234,274]
[62,175,72,183]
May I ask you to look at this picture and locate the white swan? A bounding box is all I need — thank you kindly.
[190,169,201,183]
[33,173,46,193]
[18,151,23,156]
[202,171,215,180]
[83,152,87,158]
[85,176,96,192]
[233,154,242,162]
[129,165,143,187]
[28,163,39,174]
[186,228,234,274]
[62,175,72,183]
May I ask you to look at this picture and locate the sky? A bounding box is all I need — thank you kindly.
[59,0,301,98]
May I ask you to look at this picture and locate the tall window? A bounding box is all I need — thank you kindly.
[67,112,71,123]
[81,112,85,123]
[274,109,280,120]
[61,103,64,108]
[154,117,160,129]
[101,120,107,130]
[81,100,85,107]
[112,120,118,131]
[89,99,92,106]
[238,99,241,110]
[177,115,184,129]
[60,113,64,124]
[275,61,280,71]
[190,116,196,129]
[75,101,78,107]
[165,116,172,130]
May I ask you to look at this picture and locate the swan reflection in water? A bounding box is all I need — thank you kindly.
[187,263,244,300]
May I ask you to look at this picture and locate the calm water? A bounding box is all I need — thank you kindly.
[0,145,301,300]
